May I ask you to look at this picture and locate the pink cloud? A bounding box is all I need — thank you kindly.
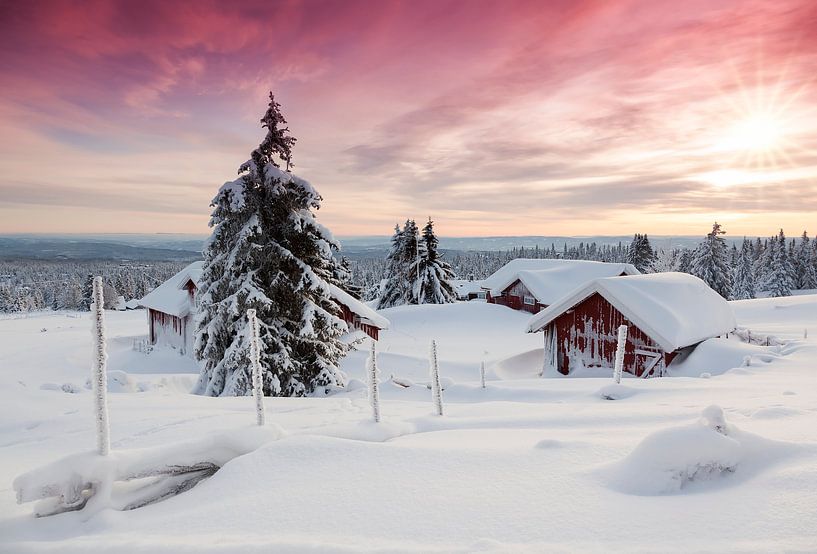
[0,0,815,236]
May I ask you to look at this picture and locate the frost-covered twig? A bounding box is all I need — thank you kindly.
[429,340,444,416]
[480,361,486,389]
[367,341,381,423]
[247,309,265,426]
[613,325,627,384]
[91,277,110,456]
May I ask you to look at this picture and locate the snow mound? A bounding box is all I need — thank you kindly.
[597,383,637,400]
[604,406,788,495]
[493,348,543,379]
[13,425,285,516]
[668,338,778,377]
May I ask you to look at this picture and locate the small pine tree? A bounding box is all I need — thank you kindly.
[795,231,817,289]
[690,222,733,298]
[81,274,95,311]
[626,233,656,273]
[762,229,795,297]
[731,238,756,300]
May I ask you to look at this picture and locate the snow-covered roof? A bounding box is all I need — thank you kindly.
[451,279,484,297]
[482,259,640,305]
[139,262,204,318]
[141,261,389,330]
[328,284,390,330]
[526,272,736,352]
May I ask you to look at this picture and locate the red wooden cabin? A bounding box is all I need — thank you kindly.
[140,263,388,356]
[482,259,640,314]
[527,272,736,377]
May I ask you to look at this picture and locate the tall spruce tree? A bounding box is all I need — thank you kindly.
[690,222,733,298]
[414,218,457,304]
[194,93,347,398]
[378,224,408,309]
[761,229,795,297]
[731,238,756,300]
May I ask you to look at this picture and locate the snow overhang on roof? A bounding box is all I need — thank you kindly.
[329,284,390,330]
[526,272,736,352]
[139,261,204,318]
[482,259,639,305]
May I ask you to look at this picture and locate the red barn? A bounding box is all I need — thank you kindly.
[482,259,640,313]
[139,262,388,355]
[526,272,736,377]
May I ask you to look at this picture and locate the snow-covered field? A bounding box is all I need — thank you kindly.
[1,297,816,552]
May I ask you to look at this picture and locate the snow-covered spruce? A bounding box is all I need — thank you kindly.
[247,309,265,426]
[613,324,627,385]
[480,361,486,389]
[626,233,656,273]
[379,218,456,307]
[429,340,444,416]
[761,229,795,298]
[378,220,419,308]
[731,238,756,300]
[194,93,348,397]
[366,341,381,423]
[414,218,457,304]
[690,222,733,298]
[91,276,110,457]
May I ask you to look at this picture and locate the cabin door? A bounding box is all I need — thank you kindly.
[634,347,664,378]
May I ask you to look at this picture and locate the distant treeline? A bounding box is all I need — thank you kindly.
[0,260,188,313]
[2,225,814,313]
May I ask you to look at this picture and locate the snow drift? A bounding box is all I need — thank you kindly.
[603,406,794,495]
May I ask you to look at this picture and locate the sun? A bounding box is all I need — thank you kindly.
[722,112,784,153]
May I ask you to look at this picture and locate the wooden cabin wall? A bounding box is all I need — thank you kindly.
[549,292,673,377]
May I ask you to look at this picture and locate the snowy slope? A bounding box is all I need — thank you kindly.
[1,296,816,552]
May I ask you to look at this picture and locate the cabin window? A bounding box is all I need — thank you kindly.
[523,296,535,306]
[477,291,486,299]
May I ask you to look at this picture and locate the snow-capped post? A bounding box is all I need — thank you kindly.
[91,276,110,457]
[429,340,444,416]
[480,361,486,389]
[367,341,381,423]
[613,325,628,384]
[247,309,265,426]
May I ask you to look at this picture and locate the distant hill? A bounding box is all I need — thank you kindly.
[0,235,204,261]
[0,233,749,262]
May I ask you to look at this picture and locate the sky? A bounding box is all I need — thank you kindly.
[1,0,816,238]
